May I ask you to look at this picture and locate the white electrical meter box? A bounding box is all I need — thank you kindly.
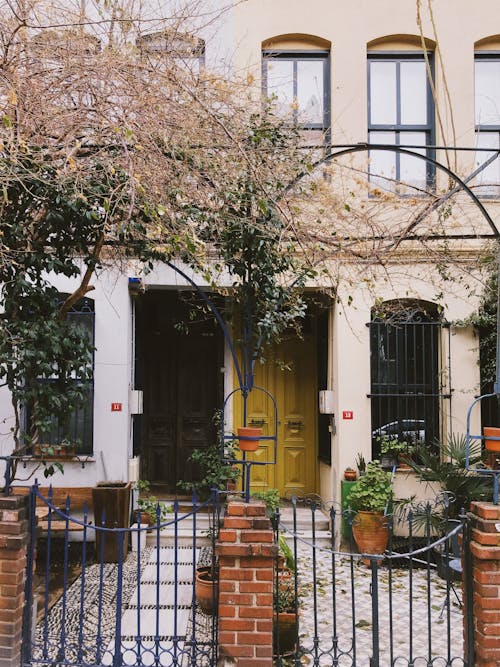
[129,389,143,415]
[319,390,335,414]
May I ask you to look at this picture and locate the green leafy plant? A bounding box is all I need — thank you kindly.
[274,573,297,613]
[251,488,280,517]
[378,435,414,459]
[347,460,393,513]
[177,440,241,498]
[401,434,492,519]
[135,480,172,524]
[278,534,295,572]
[355,453,366,474]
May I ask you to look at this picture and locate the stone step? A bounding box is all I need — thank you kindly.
[135,503,332,547]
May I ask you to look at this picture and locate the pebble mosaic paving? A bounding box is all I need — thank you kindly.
[33,541,464,666]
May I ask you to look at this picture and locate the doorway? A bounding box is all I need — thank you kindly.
[138,291,223,491]
[233,314,319,496]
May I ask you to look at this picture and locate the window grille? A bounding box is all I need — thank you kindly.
[369,301,449,458]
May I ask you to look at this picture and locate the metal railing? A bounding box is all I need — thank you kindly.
[22,485,220,667]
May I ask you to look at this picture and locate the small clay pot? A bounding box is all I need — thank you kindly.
[484,427,500,452]
[344,469,357,481]
[237,427,262,452]
[195,566,217,615]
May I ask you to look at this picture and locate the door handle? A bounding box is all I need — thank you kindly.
[250,418,266,427]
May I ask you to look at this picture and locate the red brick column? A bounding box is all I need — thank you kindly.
[216,499,277,667]
[0,495,29,667]
[469,501,500,666]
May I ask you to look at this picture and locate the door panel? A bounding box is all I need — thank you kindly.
[277,338,315,494]
[142,293,222,491]
[234,330,317,496]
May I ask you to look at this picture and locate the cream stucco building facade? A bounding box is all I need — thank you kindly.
[1,0,500,506]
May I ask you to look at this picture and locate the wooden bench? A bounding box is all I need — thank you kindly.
[12,486,94,532]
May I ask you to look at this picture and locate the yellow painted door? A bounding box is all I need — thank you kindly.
[233,331,317,496]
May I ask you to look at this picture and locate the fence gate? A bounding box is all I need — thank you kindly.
[273,497,474,667]
[22,485,220,667]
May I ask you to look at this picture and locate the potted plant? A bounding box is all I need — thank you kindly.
[344,467,357,481]
[347,460,393,563]
[484,426,500,452]
[377,435,414,469]
[237,426,262,452]
[355,452,366,476]
[251,488,280,518]
[277,534,295,572]
[134,480,172,526]
[401,434,492,521]
[274,570,299,655]
[33,440,76,459]
[177,440,241,499]
[196,563,218,615]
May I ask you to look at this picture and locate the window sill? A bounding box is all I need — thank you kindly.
[22,455,95,464]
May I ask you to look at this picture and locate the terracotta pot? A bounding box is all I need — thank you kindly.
[195,567,217,615]
[33,443,76,459]
[352,510,389,565]
[273,611,298,655]
[237,426,262,452]
[484,427,500,452]
[344,469,357,481]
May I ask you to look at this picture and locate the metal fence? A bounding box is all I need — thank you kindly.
[22,485,220,667]
[273,496,474,667]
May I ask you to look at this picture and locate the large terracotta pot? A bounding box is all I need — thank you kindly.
[237,426,262,452]
[352,510,389,565]
[484,427,500,452]
[195,566,217,614]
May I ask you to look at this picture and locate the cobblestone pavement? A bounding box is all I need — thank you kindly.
[294,540,464,666]
[33,546,215,667]
[33,541,463,667]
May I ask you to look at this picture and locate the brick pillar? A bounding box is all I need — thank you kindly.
[469,501,500,667]
[216,499,277,667]
[0,495,29,667]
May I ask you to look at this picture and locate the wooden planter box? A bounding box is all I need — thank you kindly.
[32,443,76,459]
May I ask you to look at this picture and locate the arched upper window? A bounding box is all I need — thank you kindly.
[367,36,435,195]
[137,30,205,76]
[262,34,331,145]
[474,37,500,197]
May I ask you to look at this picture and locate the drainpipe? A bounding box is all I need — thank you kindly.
[494,241,500,395]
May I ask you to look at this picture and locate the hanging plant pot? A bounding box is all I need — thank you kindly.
[237,427,262,452]
[484,427,500,452]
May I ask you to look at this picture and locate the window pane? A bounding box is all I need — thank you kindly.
[475,131,500,196]
[475,60,500,126]
[297,60,324,125]
[400,61,427,125]
[369,131,396,190]
[370,61,396,124]
[266,59,294,115]
[399,132,427,192]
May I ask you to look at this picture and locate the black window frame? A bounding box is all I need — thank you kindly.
[367,51,435,193]
[262,49,331,143]
[26,295,95,456]
[368,300,449,460]
[474,51,500,199]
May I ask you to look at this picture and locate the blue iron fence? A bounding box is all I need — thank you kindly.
[22,485,220,667]
[273,495,474,667]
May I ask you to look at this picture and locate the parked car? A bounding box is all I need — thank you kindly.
[372,419,426,445]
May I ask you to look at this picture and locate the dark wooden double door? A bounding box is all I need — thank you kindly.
[140,291,223,491]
